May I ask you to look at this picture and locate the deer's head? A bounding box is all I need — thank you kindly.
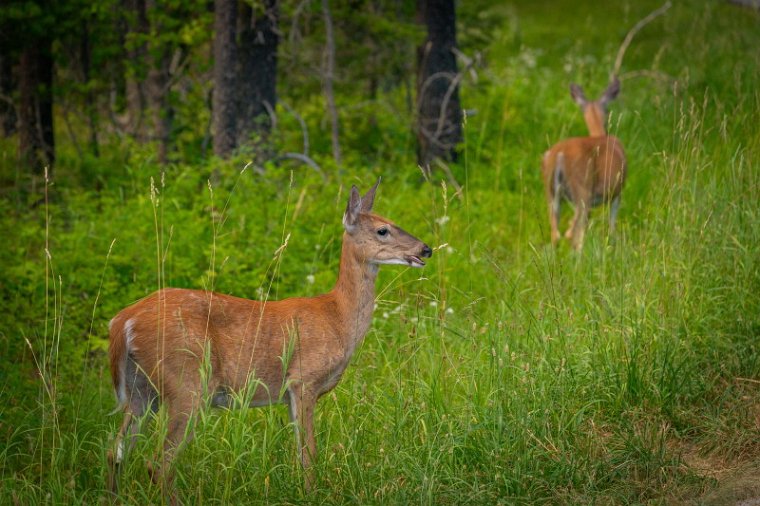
[570,77,620,137]
[343,178,432,268]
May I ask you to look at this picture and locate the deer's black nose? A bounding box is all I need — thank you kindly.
[421,244,433,258]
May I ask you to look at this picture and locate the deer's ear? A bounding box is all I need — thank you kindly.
[570,83,587,107]
[361,177,381,213]
[600,77,620,106]
[343,185,362,232]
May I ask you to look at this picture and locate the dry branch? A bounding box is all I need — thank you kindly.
[612,1,672,79]
[276,152,326,181]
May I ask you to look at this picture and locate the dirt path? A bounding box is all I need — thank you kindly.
[691,466,760,505]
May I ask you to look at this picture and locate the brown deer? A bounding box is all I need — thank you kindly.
[541,77,627,250]
[106,178,432,501]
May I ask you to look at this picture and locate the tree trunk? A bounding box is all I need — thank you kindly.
[80,19,99,156]
[416,0,462,168]
[213,0,239,157]
[321,0,341,166]
[18,39,55,173]
[123,0,149,136]
[144,0,173,164]
[238,0,278,143]
[146,50,172,164]
[0,53,17,137]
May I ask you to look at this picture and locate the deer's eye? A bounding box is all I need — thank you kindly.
[377,228,389,237]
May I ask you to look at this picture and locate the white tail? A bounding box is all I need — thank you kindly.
[106,178,432,500]
[541,77,627,250]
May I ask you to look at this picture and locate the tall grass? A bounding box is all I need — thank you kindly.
[2,0,759,504]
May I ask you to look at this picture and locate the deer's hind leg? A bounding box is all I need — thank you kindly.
[548,197,561,246]
[543,154,562,246]
[108,357,158,495]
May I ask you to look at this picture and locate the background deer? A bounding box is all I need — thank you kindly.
[541,77,627,250]
[106,179,432,501]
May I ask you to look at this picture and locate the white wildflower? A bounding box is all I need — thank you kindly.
[520,49,536,69]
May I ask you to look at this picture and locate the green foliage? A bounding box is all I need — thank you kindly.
[1,0,760,504]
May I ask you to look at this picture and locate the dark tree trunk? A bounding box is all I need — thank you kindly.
[416,0,462,168]
[18,39,55,172]
[0,53,17,137]
[366,38,379,129]
[146,50,172,164]
[124,0,148,136]
[144,0,173,164]
[322,0,341,166]
[238,0,278,142]
[80,19,99,156]
[213,0,239,157]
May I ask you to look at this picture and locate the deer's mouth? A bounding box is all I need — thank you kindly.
[406,255,426,267]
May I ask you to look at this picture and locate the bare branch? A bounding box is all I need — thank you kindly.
[261,100,278,131]
[276,152,326,181]
[289,0,311,45]
[415,46,478,157]
[417,71,457,113]
[433,158,463,200]
[415,62,472,153]
[165,47,190,93]
[416,71,456,151]
[612,1,672,79]
[434,54,476,140]
[451,47,480,83]
[619,69,675,84]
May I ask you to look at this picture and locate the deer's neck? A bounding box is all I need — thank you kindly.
[332,235,378,353]
[584,106,607,137]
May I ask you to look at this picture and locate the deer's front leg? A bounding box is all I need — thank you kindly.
[288,385,317,491]
[545,180,561,245]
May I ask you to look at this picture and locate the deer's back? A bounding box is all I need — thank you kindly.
[109,287,348,400]
[544,136,626,204]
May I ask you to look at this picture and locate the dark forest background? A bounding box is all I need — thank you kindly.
[1,0,477,180]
